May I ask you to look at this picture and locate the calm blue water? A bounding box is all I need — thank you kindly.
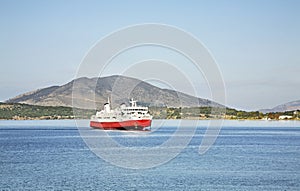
[0,120,300,190]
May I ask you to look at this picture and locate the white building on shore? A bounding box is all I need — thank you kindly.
[278,115,293,120]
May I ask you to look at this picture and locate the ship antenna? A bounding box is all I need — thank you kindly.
[130,98,137,107]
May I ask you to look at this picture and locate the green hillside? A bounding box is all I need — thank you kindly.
[0,102,299,120]
[0,102,94,120]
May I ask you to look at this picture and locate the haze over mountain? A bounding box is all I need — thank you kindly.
[260,100,300,113]
[6,75,222,110]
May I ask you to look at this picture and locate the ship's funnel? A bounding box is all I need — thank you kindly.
[104,97,111,113]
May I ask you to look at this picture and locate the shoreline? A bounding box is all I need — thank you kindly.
[1,118,299,121]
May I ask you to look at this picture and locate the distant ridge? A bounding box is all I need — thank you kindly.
[6,75,223,109]
[260,100,300,113]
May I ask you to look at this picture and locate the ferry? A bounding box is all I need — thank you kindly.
[90,98,152,130]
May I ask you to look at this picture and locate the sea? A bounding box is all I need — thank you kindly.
[0,119,299,191]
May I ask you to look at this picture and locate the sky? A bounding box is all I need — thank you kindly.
[0,0,299,110]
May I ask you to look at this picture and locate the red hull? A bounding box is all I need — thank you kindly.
[90,119,152,130]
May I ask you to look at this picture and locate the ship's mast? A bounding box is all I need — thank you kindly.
[130,98,137,107]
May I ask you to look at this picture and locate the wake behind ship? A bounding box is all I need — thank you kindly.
[90,98,153,130]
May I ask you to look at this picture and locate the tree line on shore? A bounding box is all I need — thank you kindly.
[0,102,94,120]
[0,102,299,120]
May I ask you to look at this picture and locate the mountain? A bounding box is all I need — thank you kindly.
[6,75,223,109]
[260,100,300,113]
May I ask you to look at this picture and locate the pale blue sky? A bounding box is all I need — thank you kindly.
[0,0,299,110]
